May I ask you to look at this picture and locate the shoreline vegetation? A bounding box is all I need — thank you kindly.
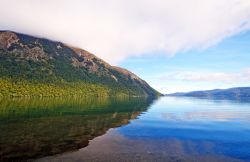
[0,78,160,97]
[0,78,123,97]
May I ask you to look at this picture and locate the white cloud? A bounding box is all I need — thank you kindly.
[159,69,250,83]
[1,0,250,64]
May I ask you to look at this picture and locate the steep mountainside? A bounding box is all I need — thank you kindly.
[168,87,250,98]
[0,31,160,97]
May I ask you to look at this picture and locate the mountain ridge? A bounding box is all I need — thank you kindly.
[167,87,250,98]
[0,31,160,97]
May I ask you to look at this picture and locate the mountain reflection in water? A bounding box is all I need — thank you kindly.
[0,97,154,161]
[37,96,250,162]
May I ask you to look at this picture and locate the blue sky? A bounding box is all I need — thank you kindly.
[1,0,250,94]
[119,31,250,93]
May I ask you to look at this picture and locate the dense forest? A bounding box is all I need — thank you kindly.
[0,31,160,97]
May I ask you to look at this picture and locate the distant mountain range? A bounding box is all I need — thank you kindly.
[0,31,160,97]
[167,87,250,98]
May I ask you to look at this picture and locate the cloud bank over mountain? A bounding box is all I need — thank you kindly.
[1,0,250,64]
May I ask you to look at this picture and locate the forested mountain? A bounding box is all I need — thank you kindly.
[0,31,160,97]
[168,87,250,98]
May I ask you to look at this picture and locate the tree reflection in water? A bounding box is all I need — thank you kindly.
[0,97,154,161]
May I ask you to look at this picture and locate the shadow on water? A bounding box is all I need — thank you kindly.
[0,96,155,162]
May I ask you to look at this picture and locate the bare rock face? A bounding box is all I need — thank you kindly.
[112,66,140,80]
[69,46,142,81]
[0,31,19,49]
[0,31,48,61]
[69,46,110,73]
[21,46,48,61]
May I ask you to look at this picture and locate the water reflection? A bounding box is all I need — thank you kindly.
[37,96,250,162]
[158,97,250,122]
[0,97,154,161]
[183,95,250,104]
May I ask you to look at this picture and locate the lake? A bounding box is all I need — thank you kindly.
[1,96,250,162]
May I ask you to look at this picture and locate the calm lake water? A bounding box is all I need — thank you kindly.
[1,96,250,162]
